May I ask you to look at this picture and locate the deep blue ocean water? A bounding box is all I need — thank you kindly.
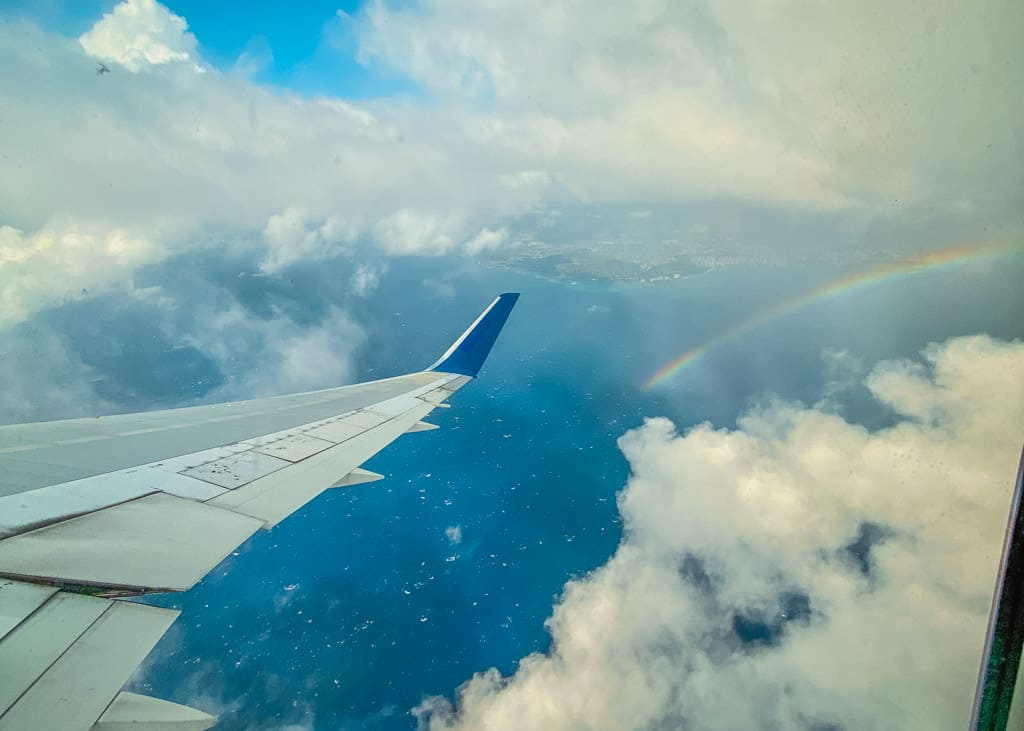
[132,252,1024,729]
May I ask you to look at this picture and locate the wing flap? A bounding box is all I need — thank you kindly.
[0,494,264,592]
[0,601,179,731]
[0,591,112,716]
[0,580,56,641]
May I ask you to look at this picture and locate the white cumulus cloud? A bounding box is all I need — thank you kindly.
[418,334,1024,731]
[79,0,200,72]
[260,207,359,274]
[464,227,508,255]
[373,209,464,256]
[182,304,367,400]
[0,223,164,326]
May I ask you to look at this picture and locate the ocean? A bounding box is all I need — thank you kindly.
[133,251,1024,729]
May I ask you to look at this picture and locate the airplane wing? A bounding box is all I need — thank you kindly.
[0,293,519,731]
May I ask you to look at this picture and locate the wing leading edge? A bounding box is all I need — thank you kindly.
[0,293,518,731]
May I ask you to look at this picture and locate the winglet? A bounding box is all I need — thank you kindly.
[428,293,519,377]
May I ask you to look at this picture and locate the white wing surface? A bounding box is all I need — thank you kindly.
[0,293,519,731]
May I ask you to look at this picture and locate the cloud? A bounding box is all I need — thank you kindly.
[0,241,375,425]
[79,0,199,72]
[373,209,464,256]
[0,326,115,425]
[445,525,463,545]
[350,264,386,297]
[182,304,367,400]
[260,207,358,274]
[273,583,301,613]
[232,35,274,78]
[423,278,456,299]
[372,215,508,257]
[357,0,1022,214]
[0,222,165,327]
[464,227,508,255]
[0,10,521,325]
[1,1,1019,327]
[128,625,315,730]
[417,334,1024,731]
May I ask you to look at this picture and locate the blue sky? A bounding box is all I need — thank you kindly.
[2,0,414,96]
[163,0,419,96]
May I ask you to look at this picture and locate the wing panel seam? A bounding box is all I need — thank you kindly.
[0,595,113,721]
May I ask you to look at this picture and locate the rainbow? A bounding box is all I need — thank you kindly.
[643,241,1022,389]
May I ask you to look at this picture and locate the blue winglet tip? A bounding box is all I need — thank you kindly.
[428,293,519,377]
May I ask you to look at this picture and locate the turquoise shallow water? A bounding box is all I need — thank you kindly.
[133,253,1024,729]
